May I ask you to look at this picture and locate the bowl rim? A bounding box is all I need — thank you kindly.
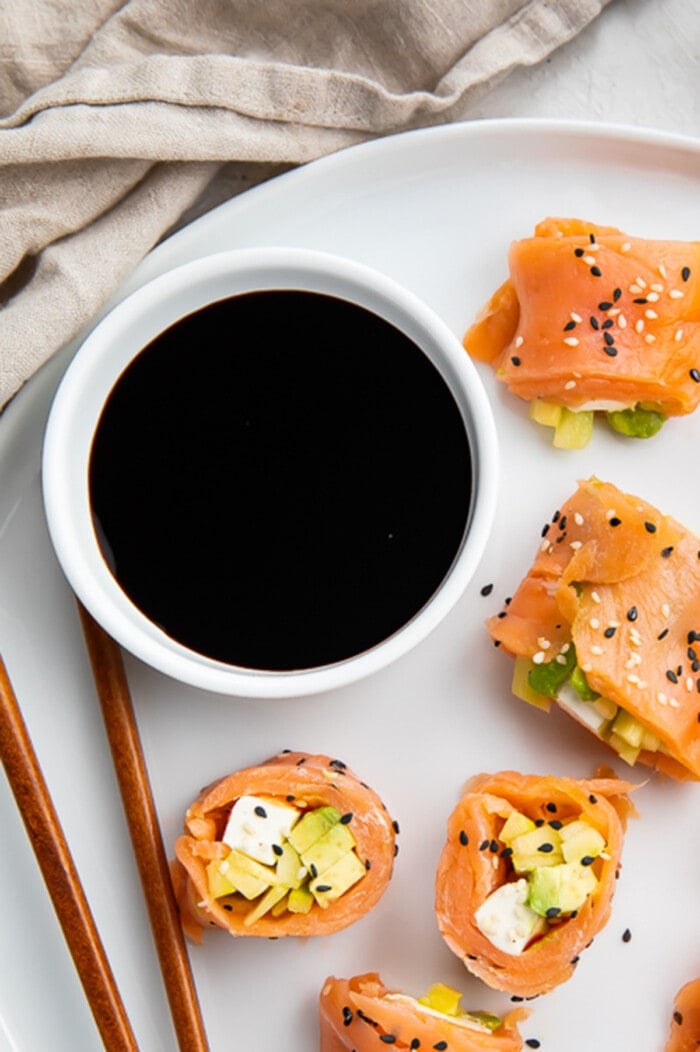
[42,246,499,697]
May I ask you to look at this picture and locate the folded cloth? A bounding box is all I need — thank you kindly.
[0,0,611,410]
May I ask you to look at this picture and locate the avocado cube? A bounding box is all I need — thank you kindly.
[500,810,537,845]
[608,732,641,766]
[223,849,276,900]
[205,859,237,900]
[553,408,594,450]
[611,708,645,749]
[270,893,290,918]
[560,821,606,864]
[529,399,562,428]
[510,826,563,873]
[309,850,366,908]
[300,822,356,876]
[287,887,314,914]
[418,983,463,1017]
[243,884,289,927]
[528,862,598,917]
[287,806,342,854]
[274,842,305,889]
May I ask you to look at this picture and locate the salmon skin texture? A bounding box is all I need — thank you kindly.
[171,751,397,941]
[488,477,700,780]
[319,973,528,1051]
[464,217,700,415]
[665,978,700,1052]
[434,770,637,998]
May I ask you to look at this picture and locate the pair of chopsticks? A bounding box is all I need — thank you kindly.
[0,605,209,1051]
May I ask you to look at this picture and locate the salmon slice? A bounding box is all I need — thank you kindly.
[488,478,700,780]
[464,217,700,439]
[665,978,700,1052]
[434,770,636,998]
[171,751,397,941]
[319,973,528,1051]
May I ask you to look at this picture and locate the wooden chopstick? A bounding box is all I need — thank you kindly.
[0,653,139,1051]
[77,601,209,1052]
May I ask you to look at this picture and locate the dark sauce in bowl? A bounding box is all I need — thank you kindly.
[89,290,472,670]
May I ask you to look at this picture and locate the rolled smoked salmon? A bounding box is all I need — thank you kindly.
[171,751,397,941]
[488,477,700,780]
[665,978,700,1052]
[435,770,636,997]
[464,218,700,446]
[319,973,528,1051]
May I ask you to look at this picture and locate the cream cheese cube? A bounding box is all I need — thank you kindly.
[222,796,300,865]
[474,878,546,955]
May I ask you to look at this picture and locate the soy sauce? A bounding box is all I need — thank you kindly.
[89,290,472,670]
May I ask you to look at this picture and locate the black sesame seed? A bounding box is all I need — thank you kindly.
[546,906,561,918]
[525,1041,541,1049]
[571,955,580,964]
[511,356,522,366]
[497,611,507,619]
[590,316,600,330]
[480,583,494,596]
[549,819,563,830]
[604,626,617,638]
[589,233,596,243]
[661,546,674,558]
[690,368,700,384]
[330,758,347,770]
[644,521,657,533]
[598,301,613,311]
[552,510,560,522]
[603,331,615,347]
[286,794,295,802]
[534,818,545,827]
[604,346,618,357]
[272,843,283,857]
[601,319,614,330]
[581,855,595,866]
[538,842,554,853]
[379,1036,397,1045]
[574,247,585,257]
[223,903,233,911]
[564,320,577,331]
[589,794,597,804]
[392,820,400,835]
[591,266,602,277]
[613,287,622,301]
[501,846,513,859]
[657,628,669,641]
[467,954,477,960]
[434,1043,448,1051]
[546,802,558,813]
[254,805,267,818]
[688,630,700,644]
[682,266,691,282]
[309,863,318,878]
[622,928,632,943]
[410,1041,421,1051]
[315,884,332,893]
[609,516,622,527]
[688,647,697,661]
[626,606,638,622]
[365,859,371,870]
[394,844,399,857]
[666,670,679,684]
[296,757,306,765]
[511,996,524,1002]
[559,516,568,530]
[489,839,499,853]
[673,1010,683,1025]
[633,297,648,304]
[342,1006,353,1026]
[340,812,353,824]
[541,523,550,537]
[505,597,512,605]
[479,839,489,851]
[459,830,469,846]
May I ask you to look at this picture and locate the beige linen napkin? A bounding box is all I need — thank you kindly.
[0,0,611,410]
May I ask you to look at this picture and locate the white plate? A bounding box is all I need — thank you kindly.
[2,119,699,1052]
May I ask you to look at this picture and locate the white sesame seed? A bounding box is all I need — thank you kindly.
[607,308,621,317]
[658,264,668,278]
[532,651,546,665]
[574,512,584,526]
[657,692,667,705]
[621,242,631,252]
[661,604,671,618]
[515,335,524,348]
[608,621,620,628]
[635,319,645,333]
[589,617,600,629]
[591,591,601,604]
[669,697,680,708]
[650,283,664,293]
[590,645,604,656]
[637,680,647,690]
[669,289,684,299]
[564,380,577,390]
[570,540,582,550]
[626,673,639,684]
[686,677,694,692]
[606,509,616,520]
[646,292,660,303]
[555,655,568,665]
[645,333,656,344]
[570,312,583,323]
[635,276,647,288]
[563,337,580,347]
[629,284,642,295]
[675,328,684,342]
[560,643,571,654]
[581,663,592,673]
[583,255,597,265]
[625,653,641,668]
[645,309,659,320]
[618,315,628,329]
[537,637,551,650]
[540,539,550,552]
[492,856,500,869]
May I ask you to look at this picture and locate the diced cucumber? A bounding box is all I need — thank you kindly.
[553,408,594,449]
[512,656,551,711]
[611,709,645,749]
[530,399,563,428]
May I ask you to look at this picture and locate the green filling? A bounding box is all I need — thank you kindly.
[607,404,665,438]
[569,664,600,700]
[528,645,576,696]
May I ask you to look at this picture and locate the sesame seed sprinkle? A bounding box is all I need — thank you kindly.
[515,335,524,348]
[621,242,631,252]
[563,336,579,347]
[532,651,546,665]
[682,266,691,281]
[650,283,664,293]
[690,368,700,383]
[604,626,617,638]
[645,309,659,320]
[669,288,684,299]
[590,316,600,330]
[589,617,600,629]
[570,540,582,550]
[591,591,601,603]
[675,328,684,342]
[646,291,660,302]
[564,380,576,390]
[570,311,583,322]
[635,319,645,333]
[658,264,668,278]
[618,314,628,329]
[644,333,656,344]
[657,692,667,705]
[564,320,577,331]
[590,645,604,656]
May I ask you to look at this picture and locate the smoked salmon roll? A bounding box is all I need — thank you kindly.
[488,477,700,780]
[171,750,397,941]
[435,769,637,997]
[319,973,529,1051]
[665,978,700,1052]
[464,217,700,448]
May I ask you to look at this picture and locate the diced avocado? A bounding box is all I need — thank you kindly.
[221,849,276,900]
[274,841,305,889]
[270,893,290,918]
[569,665,600,701]
[510,826,563,872]
[300,821,356,876]
[607,404,665,439]
[243,884,288,927]
[287,806,342,854]
[512,657,551,711]
[418,983,462,1017]
[309,850,366,908]
[530,399,562,428]
[553,408,594,450]
[500,810,536,845]
[608,732,641,766]
[462,1012,502,1033]
[640,726,661,751]
[560,821,606,864]
[206,859,237,900]
[528,645,576,698]
[611,708,645,749]
[527,862,598,917]
[286,886,314,914]
[593,696,619,721]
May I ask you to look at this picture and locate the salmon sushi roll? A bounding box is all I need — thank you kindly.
[435,769,637,997]
[488,477,700,780]
[320,973,529,1051]
[464,217,700,448]
[665,979,700,1052]
[171,751,397,941]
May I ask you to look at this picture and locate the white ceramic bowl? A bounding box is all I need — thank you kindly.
[42,248,498,697]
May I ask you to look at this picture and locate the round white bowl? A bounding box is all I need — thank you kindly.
[42,248,498,697]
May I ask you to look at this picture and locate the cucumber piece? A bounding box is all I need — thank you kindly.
[512,656,551,711]
[530,399,562,428]
[553,408,594,450]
